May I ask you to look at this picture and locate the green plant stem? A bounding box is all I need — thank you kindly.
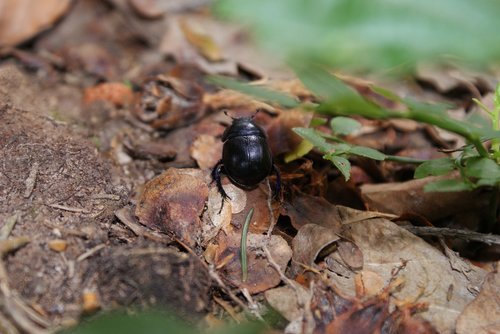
[401,112,487,156]
[384,155,428,164]
[493,105,500,160]
[240,207,254,283]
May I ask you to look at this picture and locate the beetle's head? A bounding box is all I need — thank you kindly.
[221,113,266,141]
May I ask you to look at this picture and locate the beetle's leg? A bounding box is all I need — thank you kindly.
[271,164,282,199]
[211,160,230,212]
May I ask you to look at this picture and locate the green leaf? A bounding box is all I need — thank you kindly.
[465,157,500,179]
[494,83,500,109]
[476,178,500,187]
[414,158,456,178]
[293,127,335,153]
[310,117,327,127]
[331,143,352,154]
[284,139,315,163]
[370,85,403,103]
[207,75,299,108]
[324,154,351,181]
[330,117,361,135]
[424,179,473,192]
[215,0,500,73]
[294,65,389,118]
[349,146,386,160]
[61,311,197,334]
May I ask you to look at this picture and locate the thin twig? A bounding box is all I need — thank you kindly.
[213,296,243,323]
[77,244,106,262]
[90,193,121,201]
[263,246,295,287]
[402,226,500,245]
[46,204,89,214]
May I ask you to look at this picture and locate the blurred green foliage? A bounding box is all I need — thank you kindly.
[60,311,267,334]
[215,0,500,74]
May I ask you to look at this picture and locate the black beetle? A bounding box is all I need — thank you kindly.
[211,113,281,206]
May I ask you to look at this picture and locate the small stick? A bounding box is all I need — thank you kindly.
[213,296,243,323]
[77,244,106,262]
[47,204,89,214]
[402,226,500,245]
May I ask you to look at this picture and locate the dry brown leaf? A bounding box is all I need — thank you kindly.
[160,13,291,79]
[354,270,385,299]
[59,42,117,79]
[292,224,340,267]
[264,283,310,322]
[266,109,313,156]
[128,0,166,19]
[134,74,206,130]
[179,19,222,62]
[229,185,279,234]
[201,186,233,246]
[203,89,276,114]
[345,217,486,333]
[190,134,223,170]
[135,168,209,247]
[337,239,363,270]
[282,191,343,231]
[122,135,177,162]
[456,270,500,334]
[160,16,237,75]
[416,63,491,96]
[360,175,490,221]
[213,230,292,294]
[0,0,71,47]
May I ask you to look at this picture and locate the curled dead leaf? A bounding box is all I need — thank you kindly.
[292,224,340,267]
[135,168,208,247]
[134,74,205,130]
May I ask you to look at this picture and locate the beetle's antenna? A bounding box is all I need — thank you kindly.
[223,109,236,120]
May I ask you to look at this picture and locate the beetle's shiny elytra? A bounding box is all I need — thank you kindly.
[211,115,281,205]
